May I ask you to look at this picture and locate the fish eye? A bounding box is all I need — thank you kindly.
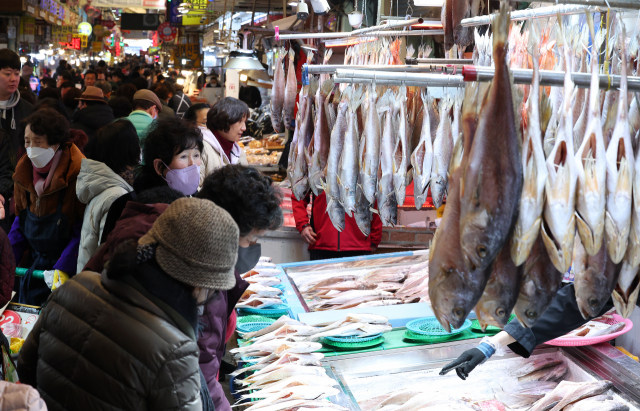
[588,298,598,308]
[477,245,487,258]
[525,310,537,319]
[453,308,464,318]
[496,308,506,318]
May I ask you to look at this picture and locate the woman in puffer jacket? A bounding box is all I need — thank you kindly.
[75,119,140,272]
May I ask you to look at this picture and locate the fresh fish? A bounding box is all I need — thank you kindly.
[377,89,398,226]
[547,381,614,411]
[442,0,454,51]
[242,283,283,299]
[605,22,634,264]
[430,98,453,210]
[574,14,606,258]
[242,316,304,339]
[541,22,578,274]
[451,0,472,49]
[291,80,317,201]
[250,324,320,345]
[338,86,365,216]
[316,290,394,305]
[360,83,381,204]
[229,352,323,377]
[574,234,622,319]
[241,387,341,411]
[612,254,640,318]
[587,321,626,337]
[236,375,339,397]
[243,400,346,411]
[564,399,629,411]
[375,282,402,292]
[474,239,524,330]
[509,381,558,396]
[271,47,286,133]
[363,267,408,283]
[316,281,376,291]
[247,276,281,287]
[236,297,283,309]
[459,2,522,273]
[510,357,564,378]
[357,300,403,307]
[304,275,361,293]
[630,129,640,268]
[518,362,567,383]
[354,183,372,237]
[513,231,563,328]
[313,313,389,329]
[305,322,391,341]
[511,22,549,266]
[392,86,411,206]
[411,89,434,210]
[368,390,424,411]
[630,95,640,136]
[283,48,298,130]
[308,79,335,196]
[324,89,351,232]
[239,364,327,386]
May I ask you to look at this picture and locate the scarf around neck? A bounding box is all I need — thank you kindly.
[32,147,63,197]
[201,127,241,165]
[0,90,20,130]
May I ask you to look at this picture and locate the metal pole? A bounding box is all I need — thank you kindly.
[306,63,465,73]
[406,58,473,65]
[335,69,466,86]
[277,28,441,40]
[276,17,425,39]
[461,4,605,27]
[509,0,640,8]
[334,77,455,87]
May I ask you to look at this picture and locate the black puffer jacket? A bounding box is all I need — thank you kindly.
[69,104,115,140]
[17,268,203,411]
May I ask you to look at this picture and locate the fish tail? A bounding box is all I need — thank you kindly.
[350,86,365,112]
[308,76,319,96]
[288,48,295,59]
[321,78,335,97]
[492,0,510,53]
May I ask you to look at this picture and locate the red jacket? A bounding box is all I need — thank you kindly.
[292,191,382,251]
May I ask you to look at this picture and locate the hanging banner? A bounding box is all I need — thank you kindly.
[174,43,202,68]
[98,20,116,29]
[52,24,75,44]
[23,17,36,36]
[80,34,88,48]
[181,0,208,26]
[92,41,102,52]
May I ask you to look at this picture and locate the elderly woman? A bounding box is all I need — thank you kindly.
[204,97,248,170]
[9,108,85,305]
[18,197,238,411]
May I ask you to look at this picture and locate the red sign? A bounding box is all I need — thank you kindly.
[157,22,177,42]
[59,36,81,50]
[115,41,121,57]
[98,19,116,29]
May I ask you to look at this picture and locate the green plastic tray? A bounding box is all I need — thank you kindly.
[322,336,385,349]
[237,315,276,324]
[404,330,459,343]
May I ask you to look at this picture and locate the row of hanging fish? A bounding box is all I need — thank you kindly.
[430,2,640,336]
[228,315,390,411]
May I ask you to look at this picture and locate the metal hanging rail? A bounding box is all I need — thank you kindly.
[509,0,640,8]
[406,58,473,65]
[277,28,443,40]
[332,67,640,92]
[276,17,424,40]
[305,64,465,74]
[334,78,458,87]
[460,4,605,27]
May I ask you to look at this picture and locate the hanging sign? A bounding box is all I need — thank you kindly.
[80,34,88,48]
[157,22,177,42]
[78,22,92,36]
[92,41,102,52]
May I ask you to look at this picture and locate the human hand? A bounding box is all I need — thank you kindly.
[439,347,488,380]
[301,226,317,245]
[371,244,378,253]
[0,195,4,220]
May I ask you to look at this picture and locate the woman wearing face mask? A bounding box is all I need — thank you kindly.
[196,165,283,410]
[205,97,249,170]
[8,108,85,306]
[17,197,238,411]
[184,103,215,188]
[75,119,141,273]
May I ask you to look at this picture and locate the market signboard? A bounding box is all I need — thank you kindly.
[92,0,165,9]
[174,43,202,68]
[52,25,75,44]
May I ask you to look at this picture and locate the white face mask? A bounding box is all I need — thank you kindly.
[27,146,57,168]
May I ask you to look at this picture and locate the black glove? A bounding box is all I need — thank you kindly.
[439,348,487,380]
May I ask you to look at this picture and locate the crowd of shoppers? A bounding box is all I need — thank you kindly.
[0,48,289,411]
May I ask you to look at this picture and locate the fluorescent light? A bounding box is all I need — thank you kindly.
[240,74,248,81]
[182,59,187,65]
[412,0,443,5]
[181,70,193,76]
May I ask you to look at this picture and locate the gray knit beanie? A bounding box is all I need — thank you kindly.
[138,197,239,289]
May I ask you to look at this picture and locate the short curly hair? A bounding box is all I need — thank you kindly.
[207,97,250,133]
[197,165,283,237]
[22,108,70,146]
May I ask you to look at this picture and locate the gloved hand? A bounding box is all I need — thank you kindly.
[439,346,491,380]
[43,269,69,290]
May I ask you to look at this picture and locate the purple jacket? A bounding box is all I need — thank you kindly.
[198,270,248,411]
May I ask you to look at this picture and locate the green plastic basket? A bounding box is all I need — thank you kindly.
[237,322,274,334]
[470,314,515,333]
[322,336,385,350]
[404,330,459,343]
[237,315,276,324]
[406,317,472,337]
[324,333,383,342]
[238,304,290,318]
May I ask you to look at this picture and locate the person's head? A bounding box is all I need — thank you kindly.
[85,119,140,180]
[136,186,184,205]
[76,86,107,110]
[0,49,21,100]
[164,82,175,99]
[38,87,61,101]
[207,98,249,143]
[56,70,73,88]
[156,74,165,83]
[97,60,106,69]
[150,83,170,102]
[112,69,125,82]
[21,64,33,78]
[168,70,178,79]
[62,88,82,113]
[108,198,240,303]
[34,97,71,121]
[60,81,74,97]
[208,76,218,87]
[143,69,151,79]
[96,68,107,81]
[198,165,283,241]
[141,117,203,195]
[114,83,137,104]
[132,89,162,119]
[58,59,67,68]
[94,80,112,99]
[133,65,144,76]
[23,108,70,167]
[84,69,97,87]
[109,96,133,119]
[184,103,210,128]
[132,76,148,91]
[40,77,57,89]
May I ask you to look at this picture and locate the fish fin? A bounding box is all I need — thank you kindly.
[472,165,483,206]
[492,0,510,52]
